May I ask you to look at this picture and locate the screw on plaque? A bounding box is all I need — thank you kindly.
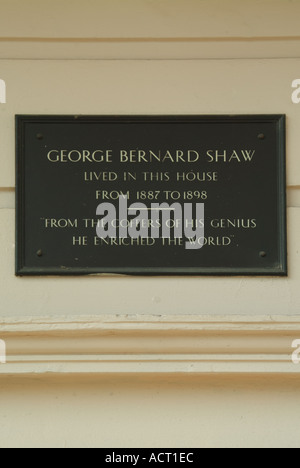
[36,133,44,140]
[258,133,265,140]
[259,251,267,258]
[37,249,43,257]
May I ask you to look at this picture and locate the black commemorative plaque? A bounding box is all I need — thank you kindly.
[16,115,287,276]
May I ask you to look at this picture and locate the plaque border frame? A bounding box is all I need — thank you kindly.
[16,114,287,277]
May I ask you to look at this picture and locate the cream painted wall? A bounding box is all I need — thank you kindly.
[1,0,300,449]
[1,374,300,449]
[1,0,299,39]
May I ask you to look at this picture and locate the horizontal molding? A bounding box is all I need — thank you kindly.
[2,355,297,375]
[2,36,300,43]
[0,315,300,375]
[0,38,300,60]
